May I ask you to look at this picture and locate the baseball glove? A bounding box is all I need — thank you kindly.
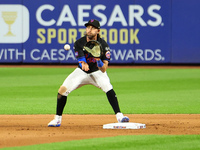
[83,40,103,58]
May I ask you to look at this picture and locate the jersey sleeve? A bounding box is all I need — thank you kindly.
[101,41,111,62]
[74,40,85,58]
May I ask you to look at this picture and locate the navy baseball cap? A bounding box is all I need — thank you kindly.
[85,19,100,29]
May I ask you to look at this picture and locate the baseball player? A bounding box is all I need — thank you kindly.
[48,19,129,127]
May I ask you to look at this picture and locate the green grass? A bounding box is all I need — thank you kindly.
[0,67,199,114]
[0,67,200,150]
[2,135,200,150]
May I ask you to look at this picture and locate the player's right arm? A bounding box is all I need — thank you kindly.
[74,39,90,71]
[78,57,89,71]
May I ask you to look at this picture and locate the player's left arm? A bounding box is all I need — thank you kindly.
[95,58,108,73]
[95,40,110,73]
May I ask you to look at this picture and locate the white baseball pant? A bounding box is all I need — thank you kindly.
[60,68,113,96]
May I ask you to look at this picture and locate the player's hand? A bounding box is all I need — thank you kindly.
[94,58,100,61]
[79,61,90,71]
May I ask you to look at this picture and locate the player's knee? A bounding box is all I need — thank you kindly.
[102,85,113,93]
[58,86,67,95]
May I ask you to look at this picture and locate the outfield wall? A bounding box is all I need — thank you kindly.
[0,0,200,64]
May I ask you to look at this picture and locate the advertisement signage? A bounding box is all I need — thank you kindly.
[0,0,199,64]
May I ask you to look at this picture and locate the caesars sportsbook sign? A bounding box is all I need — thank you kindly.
[0,0,171,64]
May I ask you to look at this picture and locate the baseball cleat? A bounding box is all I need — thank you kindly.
[121,116,129,122]
[48,115,62,127]
[116,112,130,123]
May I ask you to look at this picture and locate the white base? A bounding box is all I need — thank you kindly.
[103,122,146,129]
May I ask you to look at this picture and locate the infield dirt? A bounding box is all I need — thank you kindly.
[0,114,200,148]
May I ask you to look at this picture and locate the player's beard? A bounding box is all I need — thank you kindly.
[86,32,96,40]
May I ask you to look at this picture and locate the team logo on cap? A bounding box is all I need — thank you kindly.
[91,19,94,22]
